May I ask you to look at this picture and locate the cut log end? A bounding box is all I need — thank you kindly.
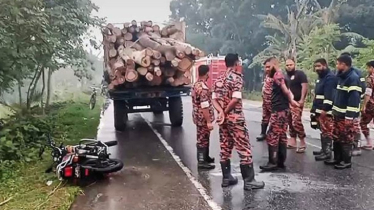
[171,58,181,68]
[152,50,162,59]
[154,66,162,77]
[145,48,154,57]
[178,57,193,72]
[125,69,139,82]
[141,56,152,67]
[165,51,176,61]
[137,67,148,76]
[145,72,154,81]
[152,59,160,66]
[109,49,118,58]
[124,33,133,41]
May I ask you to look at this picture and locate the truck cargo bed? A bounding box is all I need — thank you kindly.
[108,85,191,100]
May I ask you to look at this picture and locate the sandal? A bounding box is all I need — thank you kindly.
[296,146,306,153]
[287,145,297,149]
[362,145,373,150]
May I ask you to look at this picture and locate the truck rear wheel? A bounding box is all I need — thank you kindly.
[113,100,128,131]
[168,97,183,127]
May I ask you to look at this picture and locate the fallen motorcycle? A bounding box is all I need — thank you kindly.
[39,134,123,181]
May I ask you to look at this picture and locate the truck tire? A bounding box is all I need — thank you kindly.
[168,97,183,127]
[113,100,128,131]
[103,70,110,84]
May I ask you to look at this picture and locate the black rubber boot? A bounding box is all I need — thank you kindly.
[256,124,268,141]
[313,134,323,156]
[325,141,341,165]
[277,143,287,169]
[334,143,352,169]
[315,136,332,161]
[205,147,215,163]
[240,163,265,190]
[197,147,215,170]
[220,160,238,187]
[259,145,278,171]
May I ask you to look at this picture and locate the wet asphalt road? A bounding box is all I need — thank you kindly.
[71,97,374,210]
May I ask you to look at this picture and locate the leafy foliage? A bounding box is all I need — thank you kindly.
[0,101,101,210]
[0,0,104,112]
[170,0,374,92]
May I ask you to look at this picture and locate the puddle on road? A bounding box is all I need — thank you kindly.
[209,170,350,193]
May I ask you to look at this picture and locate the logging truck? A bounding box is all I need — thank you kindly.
[102,20,202,131]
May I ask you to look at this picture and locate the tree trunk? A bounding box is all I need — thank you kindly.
[17,80,22,105]
[27,67,43,110]
[40,68,46,115]
[46,68,52,109]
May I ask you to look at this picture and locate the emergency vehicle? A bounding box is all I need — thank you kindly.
[192,54,243,88]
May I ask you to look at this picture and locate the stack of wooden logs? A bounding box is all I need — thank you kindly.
[102,20,205,90]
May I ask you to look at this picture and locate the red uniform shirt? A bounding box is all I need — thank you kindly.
[366,73,374,104]
[262,74,273,105]
[212,69,245,124]
[192,80,215,126]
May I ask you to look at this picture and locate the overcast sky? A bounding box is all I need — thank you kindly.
[89,0,172,56]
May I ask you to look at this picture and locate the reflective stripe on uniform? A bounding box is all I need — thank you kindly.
[315,109,332,115]
[323,100,333,105]
[332,106,346,113]
[315,95,324,99]
[232,91,242,99]
[311,122,318,125]
[361,78,366,82]
[336,85,362,92]
[347,106,360,113]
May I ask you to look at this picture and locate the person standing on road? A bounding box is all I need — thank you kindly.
[340,52,366,156]
[285,58,308,153]
[212,53,265,190]
[260,57,299,171]
[359,61,374,150]
[325,55,361,169]
[191,65,215,170]
[256,58,273,141]
[310,59,338,161]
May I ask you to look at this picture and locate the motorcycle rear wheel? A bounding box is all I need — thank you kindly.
[80,158,123,174]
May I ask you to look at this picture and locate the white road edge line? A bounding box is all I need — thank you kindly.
[140,114,222,210]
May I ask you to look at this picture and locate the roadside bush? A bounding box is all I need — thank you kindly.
[0,115,54,178]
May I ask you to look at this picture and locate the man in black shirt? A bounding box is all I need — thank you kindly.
[285,58,308,153]
[260,57,299,171]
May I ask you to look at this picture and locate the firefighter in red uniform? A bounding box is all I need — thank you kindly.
[359,61,374,150]
[212,53,265,190]
[191,65,215,170]
[260,57,299,171]
[257,60,273,141]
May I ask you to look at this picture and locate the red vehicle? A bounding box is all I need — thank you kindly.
[192,54,243,88]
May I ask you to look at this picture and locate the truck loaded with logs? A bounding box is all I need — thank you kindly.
[102,20,204,131]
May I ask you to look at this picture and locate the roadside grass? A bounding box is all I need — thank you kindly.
[0,100,102,210]
[244,90,312,108]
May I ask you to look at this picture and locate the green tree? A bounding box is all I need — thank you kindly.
[0,0,103,113]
